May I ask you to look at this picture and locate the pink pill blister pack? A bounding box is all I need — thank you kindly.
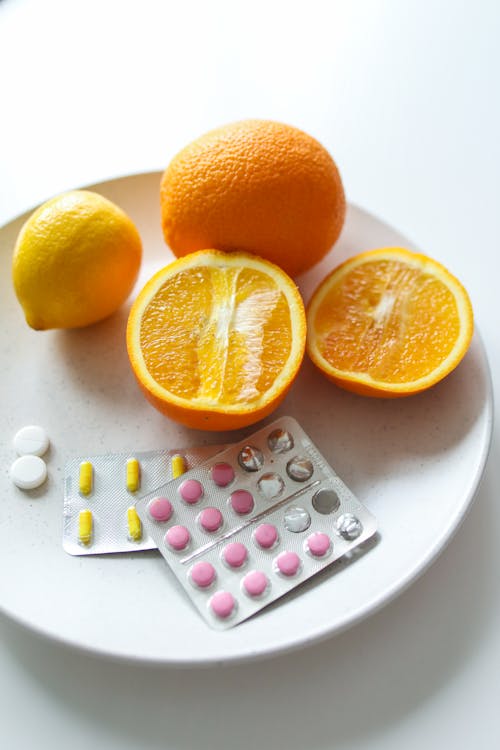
[135,416,378,630]
[63,445,223,555]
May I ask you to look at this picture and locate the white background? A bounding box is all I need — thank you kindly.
[1,0,499,748]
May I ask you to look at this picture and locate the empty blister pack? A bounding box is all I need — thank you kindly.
[135,416,378,630]
[63,445,224,555]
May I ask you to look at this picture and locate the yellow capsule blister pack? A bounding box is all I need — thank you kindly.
[63,446,224,556]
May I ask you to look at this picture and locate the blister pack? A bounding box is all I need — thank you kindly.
[63,445,223,555]
[135,416,378,630]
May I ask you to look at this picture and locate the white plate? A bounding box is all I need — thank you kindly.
[0,172,492,666]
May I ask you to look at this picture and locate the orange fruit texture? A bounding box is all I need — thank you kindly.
[159,120,346,278]
[306,247,474,397]
[126,249,306,431]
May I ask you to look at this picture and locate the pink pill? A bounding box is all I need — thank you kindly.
[275,550,301,577]
[165,525,190,551]
[242,570,269,598]
[230,489,254,515]
[307,531,331,557]
[222,541,248,568]
[199,506,223,532]
[210,462,235,487]
[190,561,216,588]
[254,523,278,549]
[210,590,236,619]
[148,497,173,522]
[179,478,204,504]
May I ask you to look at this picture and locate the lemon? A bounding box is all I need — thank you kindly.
[12,190,143,330]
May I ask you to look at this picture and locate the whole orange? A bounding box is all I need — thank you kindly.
[160,120,345,278]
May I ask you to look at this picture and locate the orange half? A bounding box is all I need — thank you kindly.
[306,247,474,397]
[126,249,306,430]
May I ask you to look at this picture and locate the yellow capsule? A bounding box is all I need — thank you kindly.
[79,461,93,495]
[127,506,142,541]
[78,509,93,546]
[126,457,140,492]
[171,454,186,479]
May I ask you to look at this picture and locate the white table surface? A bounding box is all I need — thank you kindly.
[1,0,499,747]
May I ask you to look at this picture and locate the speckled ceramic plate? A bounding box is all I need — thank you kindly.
[0,172,493,665]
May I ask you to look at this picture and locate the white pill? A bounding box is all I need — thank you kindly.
[13,425,50,457]
[10,455,48,490]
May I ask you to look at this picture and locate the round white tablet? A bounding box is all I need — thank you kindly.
[13,425,50,456]
[10,455,48,490]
